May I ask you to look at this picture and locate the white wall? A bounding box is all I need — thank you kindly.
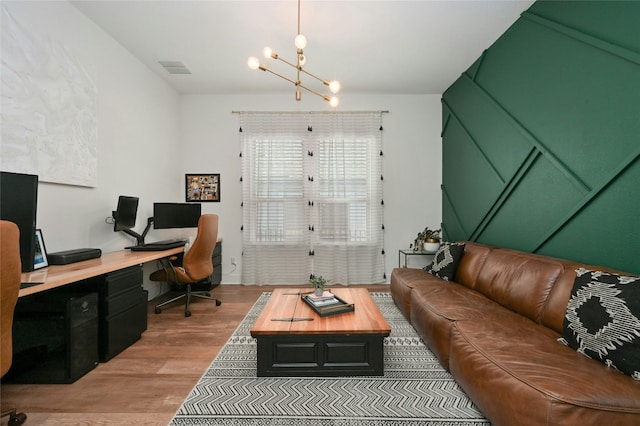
[2,1,443,290]
[180,94,442,283]
[1,1,182,298]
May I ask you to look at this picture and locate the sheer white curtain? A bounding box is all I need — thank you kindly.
[240,112,385,285]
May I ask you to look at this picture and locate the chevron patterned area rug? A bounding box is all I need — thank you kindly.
[171,292,490,426]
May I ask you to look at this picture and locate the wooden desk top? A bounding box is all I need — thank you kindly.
[250,288,391,336]
[19,247,184,297]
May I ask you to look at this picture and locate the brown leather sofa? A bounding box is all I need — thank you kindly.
[390,241,640,426]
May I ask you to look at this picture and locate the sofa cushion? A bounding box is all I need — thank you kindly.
[453,242,492,290]
[539,260,587,334]
[559,268,640,380]
[390,267,442,320]
[450,318,640,426]
[423,242,465,281]
[475,248,563,323]
[410,282,506,368]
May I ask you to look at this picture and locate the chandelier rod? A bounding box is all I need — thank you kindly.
[298,82,330,102]
[269,54,330,86]
[299,67,330,86]
[298,0,301,36]
[259,65,298,86]
[273,54,298,70]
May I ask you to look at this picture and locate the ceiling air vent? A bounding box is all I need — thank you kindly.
[158,61,192,75]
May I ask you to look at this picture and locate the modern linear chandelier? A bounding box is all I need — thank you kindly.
[247,0,341,107]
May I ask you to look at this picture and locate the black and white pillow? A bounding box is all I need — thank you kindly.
[423,242,465,282]
[559,268,640,380]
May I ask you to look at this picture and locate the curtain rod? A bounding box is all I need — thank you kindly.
[232,110,389,114]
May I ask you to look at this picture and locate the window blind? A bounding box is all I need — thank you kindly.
[240,112,385,285]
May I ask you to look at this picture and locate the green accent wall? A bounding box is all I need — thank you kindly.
[441,1,640,274]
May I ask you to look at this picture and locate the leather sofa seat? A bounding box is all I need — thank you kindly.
[411,283,506,366]
[451,319,640,425]
[391,241,640,425]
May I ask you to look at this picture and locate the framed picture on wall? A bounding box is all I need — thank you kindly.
[186,173,220,202]
[33,229,49,270]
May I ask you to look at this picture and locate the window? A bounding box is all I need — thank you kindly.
[240,112,384,285]
[316,138,375,243]
[251,139,304,243]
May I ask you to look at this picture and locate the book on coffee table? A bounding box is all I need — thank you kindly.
[305,290,335,302]
[302,292,355,317]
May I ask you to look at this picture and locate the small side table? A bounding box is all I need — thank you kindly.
[398,249,436,268]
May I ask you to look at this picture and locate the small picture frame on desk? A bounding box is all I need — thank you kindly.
[186,173,220,202]
[33,229,49,270]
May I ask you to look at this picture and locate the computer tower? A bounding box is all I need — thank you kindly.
[6,292,99,384]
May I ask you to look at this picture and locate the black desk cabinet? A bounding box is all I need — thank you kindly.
[212,241,222,284]
[8,266,148,383]
[98,266,148,361]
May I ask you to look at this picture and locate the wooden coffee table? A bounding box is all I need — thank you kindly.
[250,287,391,377]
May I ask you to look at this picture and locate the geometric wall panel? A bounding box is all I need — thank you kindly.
[441,1,640,275]
[476,154,584,252]
[442,117,503,236]
[443,76,531,183]
[539,159,640,274]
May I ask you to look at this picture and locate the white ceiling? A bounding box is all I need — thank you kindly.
[71,0,535,96]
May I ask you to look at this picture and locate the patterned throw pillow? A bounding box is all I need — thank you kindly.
[423,242,465,282]
[559,268,640,380]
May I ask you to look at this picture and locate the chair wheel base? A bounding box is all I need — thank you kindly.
[9,412,27,426]
[153,288,221,316]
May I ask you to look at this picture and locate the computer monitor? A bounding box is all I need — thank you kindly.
[113,196,139,231]
[153,203,201,229]
[0,171,38,272]
[112,195,147,246]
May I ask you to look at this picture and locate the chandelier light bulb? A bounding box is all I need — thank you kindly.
[294,34,307,50]
[329,80,341,94]
[329,96,339,107]
[248,56,260,70]
[262,47,273,59]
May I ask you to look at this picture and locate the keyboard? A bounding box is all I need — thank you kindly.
[127,239,187,251]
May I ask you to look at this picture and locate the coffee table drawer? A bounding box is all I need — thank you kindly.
[256,333,385,377]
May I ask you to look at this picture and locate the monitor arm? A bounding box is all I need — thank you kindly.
[140,217,154,243]
[122,228,145,246]
[112,212,154,246]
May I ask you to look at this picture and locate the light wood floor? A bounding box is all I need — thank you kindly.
[1,284,388,425]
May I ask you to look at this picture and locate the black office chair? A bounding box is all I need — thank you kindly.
[1,221,27,425]
[149,214,222,317]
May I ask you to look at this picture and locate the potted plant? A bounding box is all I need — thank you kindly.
[413,227,441,252]
[309,274,328,296]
